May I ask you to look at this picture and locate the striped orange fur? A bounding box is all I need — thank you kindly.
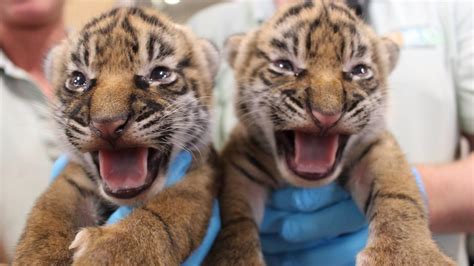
[14,7,219,265]
[205,1,454,265]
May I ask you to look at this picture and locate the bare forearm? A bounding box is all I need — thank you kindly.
[0,241,6,263]
[417,153,474,233]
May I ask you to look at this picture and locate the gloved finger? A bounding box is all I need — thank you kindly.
[183,200,221,266]
[264,227,368,266]
[106,206,133,224]
[261,233,327,254]
[268,182,350,212]
[165,150,193,187]
[281,199,366,243]
[260,207,292,233]
[50,154,69,181]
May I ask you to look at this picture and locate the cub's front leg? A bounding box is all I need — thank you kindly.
[204,165,268,266]
[204,136,276,266]
[345,132,455,266]
[70,164,217,266]
[13,163,103,265]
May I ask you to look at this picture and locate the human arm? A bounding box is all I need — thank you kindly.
[418,150,474,233]
[420,0,474,233]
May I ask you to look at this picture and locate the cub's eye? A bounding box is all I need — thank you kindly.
[67,71,89,91]
[150,66,175,84]
[350,64,372,80]
[272,59,294,72]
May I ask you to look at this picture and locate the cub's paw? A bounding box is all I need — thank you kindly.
[356,244,455,266]
[69,226,138,265]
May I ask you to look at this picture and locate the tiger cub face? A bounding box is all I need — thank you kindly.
[46,7,218,204]
[225,0,400,187]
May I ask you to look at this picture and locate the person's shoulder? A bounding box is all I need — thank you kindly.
[187,2,253,48]
[188,2,248,26]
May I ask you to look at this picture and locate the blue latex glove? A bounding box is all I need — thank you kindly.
[50,154,69,180]
[50,151,221,266]
[260,169,426,266]
[260,183,367,266]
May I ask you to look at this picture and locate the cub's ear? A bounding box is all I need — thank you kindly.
[43,45,61,83]
[224,33,245,69]
[380,32,403,73]
[43,41,67,86]
[199,39,220,78]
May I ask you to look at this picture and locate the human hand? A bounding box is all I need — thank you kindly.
[260,168,426,266]
[260,182,368,266]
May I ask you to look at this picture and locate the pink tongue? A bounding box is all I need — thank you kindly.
[294,132,339,174]
[99,148,148,192]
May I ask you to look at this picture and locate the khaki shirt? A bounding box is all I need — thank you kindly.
[0,49,58,260]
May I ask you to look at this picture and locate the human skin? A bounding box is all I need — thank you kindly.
[0,0,66,97]
[419,140,474,233]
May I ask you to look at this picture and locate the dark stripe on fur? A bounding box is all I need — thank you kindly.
[177,57,192,69]
[350,107,365,118]
[364,181,376,214]
[71,53,82,66]
[230,162,267,187]
[64,177,89,198]
[377,193,426,216]
[276,2,314,25]
[329,3,357,21]
[222,216,258,229]
[354,139,381,166]
[259,72,272,86]
[243,152,277,186]
[338,139,381,188]
[147,33,156,61]
[368,210,378,223]
[136,109,155,123]
[82,8,119,31]
[121,17,135,35]
[256,49,271,62]
[140,118,160,130]
[356,45,367,58]
[270,39,289,53]
[129,7,164,27]
[268,68,284,76]
[305,19,321,53]
[141,207,178,251]
[157,41,175,59]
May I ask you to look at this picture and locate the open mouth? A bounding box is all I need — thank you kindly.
[275,131,348,181]
[91,147,166,199]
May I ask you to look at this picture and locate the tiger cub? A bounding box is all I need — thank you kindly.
[205,1,454,265]
[14,7,219,265]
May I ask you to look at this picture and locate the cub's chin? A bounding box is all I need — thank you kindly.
[275,130,348,187]
[90,147,170,205]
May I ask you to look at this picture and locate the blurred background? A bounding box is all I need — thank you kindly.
[65,0,224,27]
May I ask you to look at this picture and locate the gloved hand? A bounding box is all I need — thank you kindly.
[50,151,221,266]
[260,169,426,266]
[260,182,367,266]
